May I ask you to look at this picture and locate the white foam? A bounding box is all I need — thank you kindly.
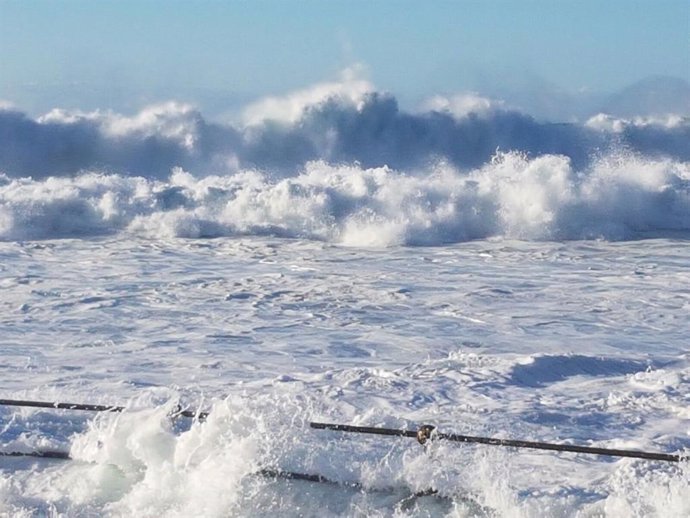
[38,102,202,151]
[1,234,689,516]
[242,66,374,126]
[418,93,504,119]
[586,113,689,132]
[1,151,688,245]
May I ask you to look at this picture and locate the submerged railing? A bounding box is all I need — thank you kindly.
[1,398,684,465]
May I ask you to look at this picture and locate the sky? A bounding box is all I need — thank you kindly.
[0,0,688,117]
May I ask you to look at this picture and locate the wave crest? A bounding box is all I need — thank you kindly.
[1,152,688,245]
[1,80,689,179]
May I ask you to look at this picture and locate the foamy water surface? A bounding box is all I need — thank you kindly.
[1,235,688,517]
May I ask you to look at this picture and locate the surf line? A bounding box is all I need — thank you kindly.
[0,398,684,463]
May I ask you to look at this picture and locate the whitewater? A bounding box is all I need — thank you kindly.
[1,78,689,517]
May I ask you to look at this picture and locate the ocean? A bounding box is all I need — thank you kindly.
[0,86,689,517]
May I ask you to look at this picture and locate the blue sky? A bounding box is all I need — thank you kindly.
[1,0,688,116]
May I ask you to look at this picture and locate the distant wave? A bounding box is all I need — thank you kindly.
[1,76,689,180]
[1,152,688,245]
[1,77,689,244]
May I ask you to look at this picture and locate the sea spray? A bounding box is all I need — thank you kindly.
[1,152,688,245]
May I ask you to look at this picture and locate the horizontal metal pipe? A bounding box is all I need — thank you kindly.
[310,422,682,463]
[0,398,208,420]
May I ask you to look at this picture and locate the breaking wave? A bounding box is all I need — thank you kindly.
[1,75,689,245]
[2,73,690,178]
[3,387,689,517]
[1,151,688,245]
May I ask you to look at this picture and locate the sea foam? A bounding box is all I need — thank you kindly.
[0,151,688,245]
